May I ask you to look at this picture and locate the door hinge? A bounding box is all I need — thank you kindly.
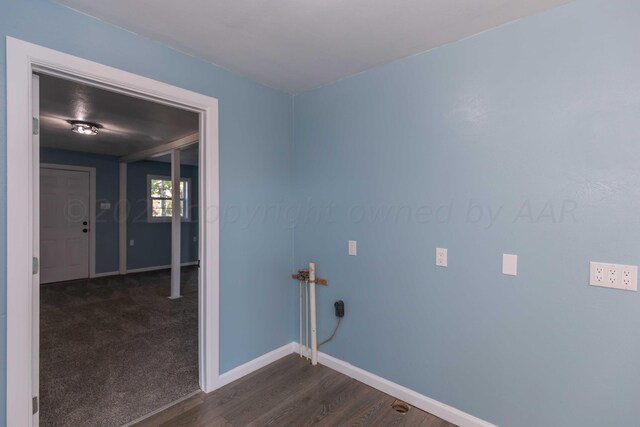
[197,259,201,268]
[32,117,39,135]
[32,257,39,275]
[32,396,38,414]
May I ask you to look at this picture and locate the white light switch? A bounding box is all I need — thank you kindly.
[502,254,517,276]
[436,248,447,267]
[100,202,111,210]
[348,240,357,256]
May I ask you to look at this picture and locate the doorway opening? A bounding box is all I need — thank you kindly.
[37,72,202,425]
[6,37,220,427]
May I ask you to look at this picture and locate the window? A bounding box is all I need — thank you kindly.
[147,175,190,222]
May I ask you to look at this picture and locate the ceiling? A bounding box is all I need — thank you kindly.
[39,73,199,158]
[56,0,572,94]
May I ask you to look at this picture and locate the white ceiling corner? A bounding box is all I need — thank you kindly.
[55,0,572,94]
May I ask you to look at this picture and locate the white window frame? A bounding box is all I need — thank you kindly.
[147,174,191,222]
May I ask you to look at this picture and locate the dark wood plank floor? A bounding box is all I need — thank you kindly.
[134,354,456,427]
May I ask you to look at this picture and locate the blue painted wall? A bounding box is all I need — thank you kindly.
[127,160,199,270]
[40,149,200,273]
[293,1,640,426]
[7,0,640,425]
[0,0,294,422]
[40,148,120,274]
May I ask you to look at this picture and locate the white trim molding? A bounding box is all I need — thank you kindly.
[118,162,127,275]
[146,174,192,223]
[216,343,295,389]
[6,36,220,427]
[291,343,496,427]
[67,262,199,278]
[208,342,496,427]
[119,132,199,163]
[91,271,120,278]
[126,261,198,275]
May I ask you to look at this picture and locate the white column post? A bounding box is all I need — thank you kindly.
[170,149,182,299]
[309,262,318,365]
[118,162,127,275]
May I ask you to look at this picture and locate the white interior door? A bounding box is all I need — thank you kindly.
[40,167,90,284]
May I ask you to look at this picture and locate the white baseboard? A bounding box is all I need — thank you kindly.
[91,270,119,278]
[216,343,294,388]
[208,341,494,427]
[90,262,198,277]
[291,342,495,427]
[126,261,198,274]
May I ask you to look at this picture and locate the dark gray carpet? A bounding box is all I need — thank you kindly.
[40,267,199,427]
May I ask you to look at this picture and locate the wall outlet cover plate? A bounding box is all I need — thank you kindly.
[502,254,517,276]
[436,248,447,267]
[590,261,637,291]
[348,240,357,256]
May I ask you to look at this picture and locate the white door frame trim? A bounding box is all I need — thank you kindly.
[40,163,97,279]
[6,36,220,427]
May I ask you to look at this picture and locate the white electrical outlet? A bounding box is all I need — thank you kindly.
[621,265,638,291]
[590,262,637,291]
[590,262,605,286]
[348,240,357,256]
[436,248,447,267]
[607,265,618,286]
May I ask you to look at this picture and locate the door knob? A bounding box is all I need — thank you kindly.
[83,221,88,225]
[83,228,88,233]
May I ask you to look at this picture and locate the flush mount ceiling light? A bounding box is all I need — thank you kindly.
[68,120,102,135]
